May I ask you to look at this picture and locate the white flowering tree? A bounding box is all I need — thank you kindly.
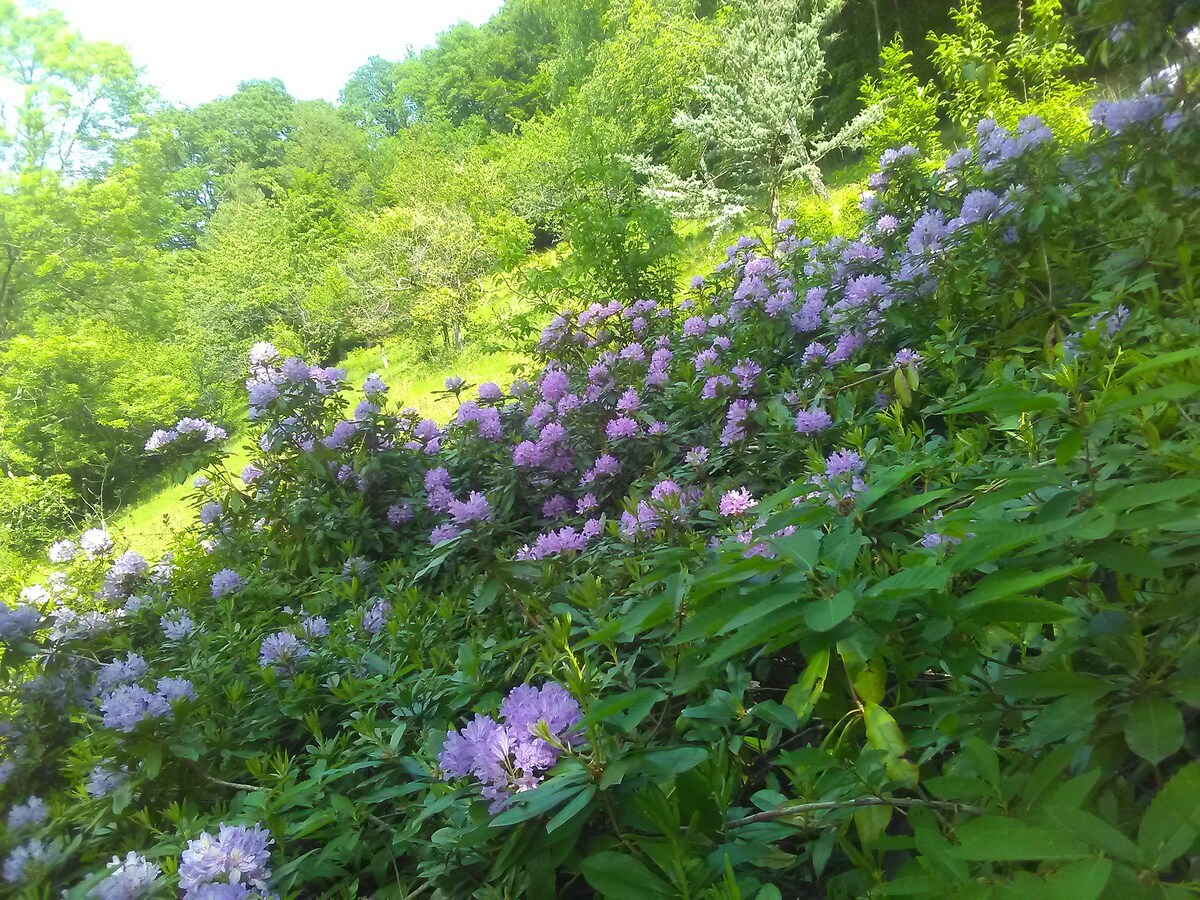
[637,0,877,229]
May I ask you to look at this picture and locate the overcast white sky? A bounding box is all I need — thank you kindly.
[46,0,505,107]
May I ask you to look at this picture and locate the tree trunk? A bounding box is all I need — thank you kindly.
[441,322,450,349]
[769,184,781,233]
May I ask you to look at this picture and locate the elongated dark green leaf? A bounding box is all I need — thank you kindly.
[581,689,665,729]
[582,851,674,898]
[1103,479,1200,511]
[867,564,948,599]
[961,596,1076,623]
[546,785,596,834]
[1138,762,1200,869]
[958,564,1087,609]
[953,816,1091,860]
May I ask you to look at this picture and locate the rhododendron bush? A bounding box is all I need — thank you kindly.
[2,93,1200,897]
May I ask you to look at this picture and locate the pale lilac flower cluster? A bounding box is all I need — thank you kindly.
[210,570,245,598]
[719,488,756,518]
[87,765,128,798]
[93,851,162,899]
[361,598,391,635]
[178,823,273,897]
[3,838,54,884]
[516,520,602,561]
[794,407,832,434]
[100,551,149,601]
[6,796,47,830]
[439,683,582,812]
[259,632,308,672]
[0,604,41,641]
[48,539,76,563]
[80,527,114,558]
[145,417,227,452]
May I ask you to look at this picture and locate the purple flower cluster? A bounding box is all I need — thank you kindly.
[210,569,245,599]
[439,683,582,812]
[93,851,162,899]
[259,631,308,672]
[178,823,273,897]
[145,416,227,452]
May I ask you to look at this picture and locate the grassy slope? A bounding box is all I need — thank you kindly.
[94,174,877,562]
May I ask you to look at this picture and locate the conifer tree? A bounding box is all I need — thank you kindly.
[638,0,876,229]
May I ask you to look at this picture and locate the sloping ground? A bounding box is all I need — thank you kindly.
[3,99,1200,898]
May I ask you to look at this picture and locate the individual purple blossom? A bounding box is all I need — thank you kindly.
[690,274,705,289]
[94,851,162,899]
[323,420,358,450]
[241,464,263,485]
[576,493,598,513]
[80,528,114,558]
[210,570,245,599]
[825,449,864,477]
[731,359,762,392]
[259,632,308,672]
[541,494,572,518]
[6,797,47,831]
[178,823,273,896]
[719,488,756,518]
[893,348,920,368]
[156,677,196,703]
[685,446,710,467]
[144,428,177,451]
[605,417,640,441]
[361,597,391,634]
[100,685,171,732]
[199,502,222,526]
[362,372,387,396]
[300,615,329,638]
[87,765,128,798]
[161,611,196,640]
[795,408,832,434]
[876,214,900,234]
[430,524,462,544]
[248,342,278,368]
[615,388,640,412]
[957,189,1003,226]
[449,491,492,524]
[387,503,413,525]
[47,539,76,563]
[3,838,54,884]
[540,370,570,403]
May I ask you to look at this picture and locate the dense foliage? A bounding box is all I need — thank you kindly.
[0,0,1118,556]
[2,69,1199,897]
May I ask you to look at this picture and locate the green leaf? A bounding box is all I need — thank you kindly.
[1041,858,1113,900]
[783,649,829,726]
[953,816,1091,860]
[581,689,665,729]
[958,564,1086,609]
[1103,479,1200,510]
[960,596,1076,623]
[582,851,673,898]
[1138,762,1200,869]
[1119,346,1200,380]
[490,775,587,827]
[639,746,708,778]
[805,590,855,632]
[771,529,821,570]
[866,564,948,599]
[546,785,596,834]
[1085,541,1164,578]
[863,701,918,788]
[1124,697,1184,764]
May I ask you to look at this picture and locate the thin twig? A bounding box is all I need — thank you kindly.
[726,796,980,829]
